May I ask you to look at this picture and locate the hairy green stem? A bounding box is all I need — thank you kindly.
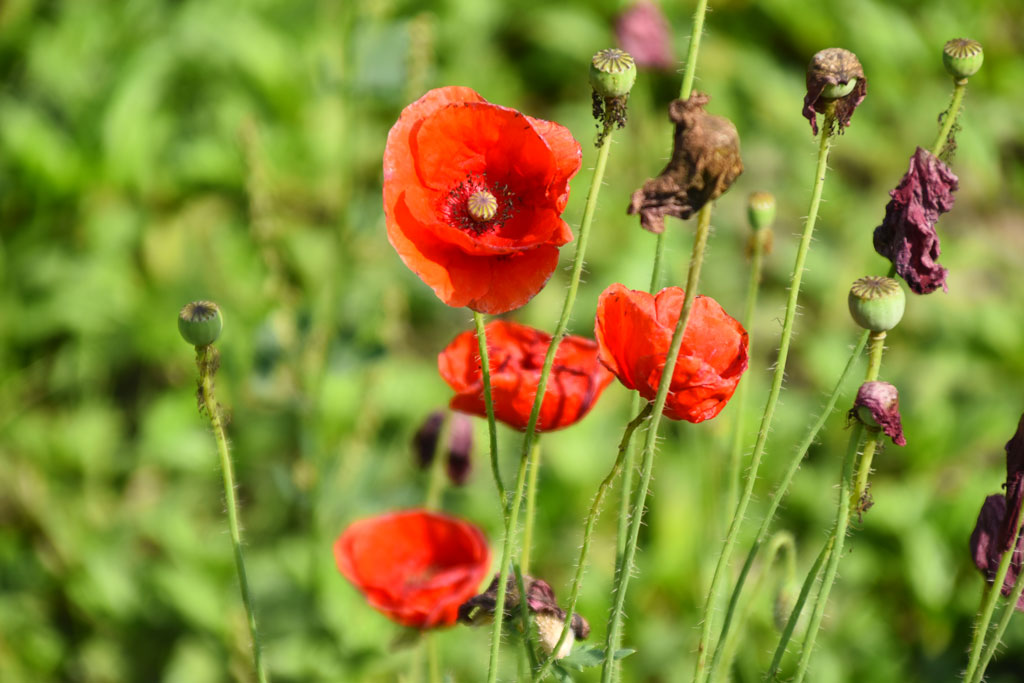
[694,109,838,683]
[931,80,967,158]
[849,331,887,513]
[964,503,1024,682]
[427,634,440,683]
[514,564,541,672]
[602,203,714,683]
[535,405,653,681]
[707,330,869,680]
[679,0,710,100]
[971,526,1024,683]
[485,112,616,683]
[474,312,506,516]
[521,441,542,576]
[196,345,268,683]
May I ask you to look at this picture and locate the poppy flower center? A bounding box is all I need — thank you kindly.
[444,174,514,236]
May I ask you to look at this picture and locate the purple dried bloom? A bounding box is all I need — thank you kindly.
[873,147,959,295]
[852,381,906,446]
[802,48,867,135]
[1002,414,1024,550]
[616,1,674,70]
[970,494,1024,610]
[412,410,474,486]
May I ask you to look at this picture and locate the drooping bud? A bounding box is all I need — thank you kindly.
[627,93,743,233]
[178,301,223,347]
[412,410,474,486]
[943,38,984,81]
[848,276,905,332]
[458,573,589,658]
[590,48,637,145]
[747,191,776,232]
[873,147,958,294]
[851,381,907,446]
[802,48,867,135]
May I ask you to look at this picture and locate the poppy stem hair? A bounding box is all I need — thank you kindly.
[931,79,967,159]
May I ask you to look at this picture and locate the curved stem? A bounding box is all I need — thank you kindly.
[521,441,542,576]
[485,114,617,683]
[971,536,1024,682]
[474,312,506,516]
[931,80,967,158]
[708,330,868,680]
[694,110,838,683]
[196,346,269,683]
[535,405,653,681]
[602,202,714,683]
[964,506,1024,682]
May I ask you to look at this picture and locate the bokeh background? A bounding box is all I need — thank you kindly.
[2,0,1023,681]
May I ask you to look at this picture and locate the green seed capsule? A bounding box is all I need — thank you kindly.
[821,77,857,100]
[943,38,984,80]
[848,276,905,332]
[589,48,637,99]
[178,301,223,347]
[747,192,776,231]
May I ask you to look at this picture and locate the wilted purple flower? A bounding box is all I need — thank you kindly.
[852,381,906,446]
[873,147,959,295]
[802,48,867,135]
[412,410,474,486]
[458,573,589,658]
[970,494,1024,610]
[1001,414,1024,550]
[616,1,674,70]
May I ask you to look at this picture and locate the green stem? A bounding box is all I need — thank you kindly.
[964,505,1024,682]
[767,532,834,680]
[707,331,869,681]
[791,424,868,683]
[694,109,838,683]
[726,226,768,517]
[427,633,440,683]
[196,346,269,683]
[514,564,541,672]
[602,202,714,683]
[971,531,1024,683]
[423,412,451,510]
[849,331,887,514]
[521,441,542,576]
[485,111,617,683]
[535,405,653,681]
[679,0,710,100]
[931,80,967,158]
[474,312,506,517]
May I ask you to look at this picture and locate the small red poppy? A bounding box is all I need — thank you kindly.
[334,510,491,629]
[595,283,748,423]
[384,86,583,314]
[438,320,614,432]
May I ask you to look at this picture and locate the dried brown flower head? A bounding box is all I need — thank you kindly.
[873,147,959,295]
[627,93,743,233]
[802,48,867,135]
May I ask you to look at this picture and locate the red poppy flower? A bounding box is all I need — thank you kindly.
[595,283,748,423]
[334,510,491,629]
[384,86,582,314]
[438,320,614,432]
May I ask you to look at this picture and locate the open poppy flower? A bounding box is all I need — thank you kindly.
[438,320,614,432]
[595,283,748,423]
[384,86,582,314]
[334,510,491,629]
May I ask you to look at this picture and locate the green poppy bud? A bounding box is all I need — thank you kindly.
[747,191,776,231]
[178,301,223,347]
[590,48,637,99]
[943,38,983,81]
[848,276,905,332]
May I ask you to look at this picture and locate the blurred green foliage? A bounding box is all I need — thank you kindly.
[1,0,1023,681]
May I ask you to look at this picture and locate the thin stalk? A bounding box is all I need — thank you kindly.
[767,532,834,680]
[601,203,714,683]
[427,634,440,683]
[931,80,967,158]
[791,424,868,683]
[195,345,269,683]
[850,331,887,514]
[423,413,451,510]
[694,109,838,683]
[726,226,768,516]
[521,441,542,576]
[679,0,710,100]
[708,329,868,680]
[971,529,1024,683]
[485,112,618,683]
[535,405,653,681]
[474,312,506,516]
[514,564,541,672]
[964,505,1024,682]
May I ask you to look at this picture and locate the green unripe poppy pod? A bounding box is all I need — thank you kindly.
[943,38,984,80]
[589,48,637,99]
[747,192,776,231]
[178,300,223,347]
[848,276,905,332]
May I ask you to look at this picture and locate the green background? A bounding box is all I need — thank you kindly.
[2,0,1023,680]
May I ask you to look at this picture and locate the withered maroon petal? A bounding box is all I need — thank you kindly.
[970,494,1024,610]
[873,147,958,295]
[1002,413,1024,550]
[853,381,907,446]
